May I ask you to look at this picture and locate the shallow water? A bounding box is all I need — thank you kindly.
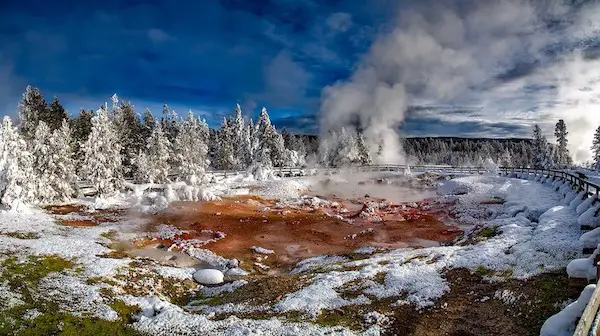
[307,172,438,203]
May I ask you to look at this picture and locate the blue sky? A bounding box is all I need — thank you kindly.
[1,0,600,155]
[0,0,394,131]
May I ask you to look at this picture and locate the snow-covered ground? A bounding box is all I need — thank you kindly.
[0,170,591,335]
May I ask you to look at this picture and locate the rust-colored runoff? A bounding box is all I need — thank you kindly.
[144,195,461,268]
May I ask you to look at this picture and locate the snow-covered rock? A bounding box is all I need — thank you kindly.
[193,269,224,285]
[540,284,596,336]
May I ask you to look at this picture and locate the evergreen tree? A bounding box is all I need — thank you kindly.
[71,109,93,145]
[43,97,68,132]
[255,108,285,167]
[531,124,553,169]
[0,116,35,208]
[592,126,600,171]
[554,119,571,167]
[230,104,247,169]
[331,127,358,166]
[173,111,208,184]
[17,85,49,138]
[161,104,179,142]
[141,108,156,142]
[215,118,236,170]
[31,121,52,202]
[70,109,93,173]
[132,150,151,184]
[111,97,144,175]
[356,132,373,165]
[31,120,76,203]
[499,149,512,167]
[80,106,123,197]
[141,123,172,184]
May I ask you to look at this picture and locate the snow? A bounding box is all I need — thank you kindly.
[577,196,596,215]
[567,244,600,279]
[277,174,582,316]
[540,284,596,336]
[0,168,591,335]
[193,269,225,285]
[251,246,275,254]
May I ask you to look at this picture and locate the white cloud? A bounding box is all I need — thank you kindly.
[319,0,600,164]
[263,51,312,106]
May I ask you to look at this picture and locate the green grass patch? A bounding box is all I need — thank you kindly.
[1,232,39,240]
[0,254,141,335]
[477,226,500,239]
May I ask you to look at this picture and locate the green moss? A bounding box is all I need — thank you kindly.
[109,301,141,324]
[1,232,39,239]
[2,255,75,286]
[114,269,198,306]
[13,310,141,336]
[477,226,500,239]
[474,266,494,277]
[314,310,363,330]
[100,230,118,240]
[0,255,141,335]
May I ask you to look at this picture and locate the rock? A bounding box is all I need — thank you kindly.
[193,269,224,285]
[227,259,240,268]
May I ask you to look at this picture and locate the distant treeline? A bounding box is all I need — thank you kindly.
[296,135,535,167]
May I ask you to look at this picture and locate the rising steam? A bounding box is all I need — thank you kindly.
[319,0,600,164]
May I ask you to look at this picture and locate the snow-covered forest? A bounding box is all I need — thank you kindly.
[0,86,578,208]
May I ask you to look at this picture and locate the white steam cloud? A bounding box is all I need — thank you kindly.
[320,0,600,164]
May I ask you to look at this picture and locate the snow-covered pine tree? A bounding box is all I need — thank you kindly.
[198,117,210,166]
[247,145,273,180]
[49,120,77,200]
[173,110,209,184]
[80,105,124,197]
[111,96,144,176]
[31,121,52,203]
[44,97,68,132]
[531,124,553,169]
[255,108,285,167]
[230,104,247,169]
[132,150,151,184]
[592,126,600,171]
[554,119,571,167]
[141,108,156,142]
[239,121,253,168]
[215,118,236,170]
[32,120,77,204]
[356,132,373,165]
[161,104,179,143]
[17,85,49,139]
[0,116,35,208]
[143,123,172,184]
[331,127,358,167]
[499,149,512,167]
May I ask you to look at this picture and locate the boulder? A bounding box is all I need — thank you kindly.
[193,269,224,285]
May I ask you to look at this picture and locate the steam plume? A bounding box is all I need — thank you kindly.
[318,0,598,163]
